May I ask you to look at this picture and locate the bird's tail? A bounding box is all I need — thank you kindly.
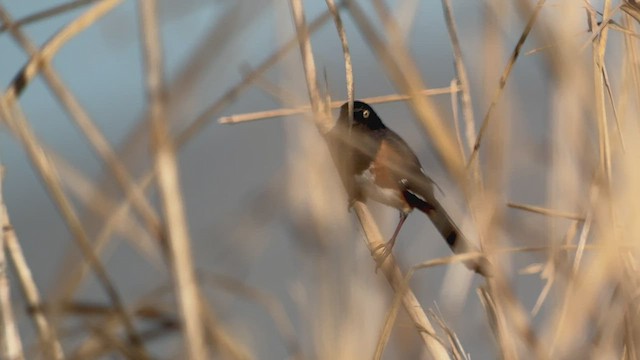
[403,191,491,276]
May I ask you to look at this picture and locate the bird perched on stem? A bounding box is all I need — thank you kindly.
[327,100,489,276]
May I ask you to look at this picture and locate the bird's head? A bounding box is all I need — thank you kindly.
[338,101,385,130]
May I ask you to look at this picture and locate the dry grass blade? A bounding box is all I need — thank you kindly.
[450,79,466,162]
[178,7,334,143]
[38,66,163,239]
[591,2,614,185]
[4,0,124,99]
[0,166,25,360]
[288,0,323,119]
[476,287,512,358]
[75,11,346,298]
[0,1,147,353]
[325,0,354,126]
[467,0,546,168]
[430,308,470,360]
[57,171,158,303]
[2,180,64,357]
[601,63,626,151]
[441,0,476,155]
[0,3,162,257]
[0,0,99,33]
[219,86,458,124]
[0,95,147,356]
[51,153,160,263]
[507,202,585,221]
[138,0,208,358]
[2,1,161,310]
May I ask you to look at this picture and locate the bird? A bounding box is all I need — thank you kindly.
[327,100,489,276]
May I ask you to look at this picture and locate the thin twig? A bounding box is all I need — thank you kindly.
[0,2,163,258]
[4,0,125,100]
[441,0,476,156]
[219,86,459,124]
[0,95,146,358]
[0,0,100,33]
[507,202,585,221]
[591,3,613,186]
[325,0,354,128]
[178,7,334,140]
[450,79,466,164]
[0,0,147,352]
[5,240,64,358]
[2,178,64,357]
[71,11,336,297]
[467,0,546,168]
[0,166,24,360]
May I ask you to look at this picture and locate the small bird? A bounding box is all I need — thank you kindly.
[327,100,488,276]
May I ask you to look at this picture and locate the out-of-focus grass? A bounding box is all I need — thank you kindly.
[0,0,640,359]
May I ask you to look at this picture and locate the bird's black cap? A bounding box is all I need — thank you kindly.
[338,100,385,130]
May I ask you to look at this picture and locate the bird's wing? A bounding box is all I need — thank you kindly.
[374,129,437,203]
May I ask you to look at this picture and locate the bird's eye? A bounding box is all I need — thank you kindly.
[363,110,370,118]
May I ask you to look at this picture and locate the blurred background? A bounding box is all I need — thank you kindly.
[2,0,638,359]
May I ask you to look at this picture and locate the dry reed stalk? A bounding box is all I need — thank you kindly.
[441,0,477,156]
[441,1,486,258]
[218,87,459,124]
[138,0,208,358]
[3,0,124,100]
[0,0,99,33]
[0,3,162,265]
[4,230,64,359]
[0,0,147,353]
[325,0,354,127]
[592,1,614,185]
[507,202,585,221]
[602,63,626,150]
[57,171,157,302]
[450,79,466,165]
[0,98,147,356]
[0,166,24,360]
[51,153,161,264]
[468,0,546,168]
[59,10,337,299]
[0,15,69,358]
[475,3,547,359]
[0,2,159,264]
[179,8,335,143]
[0,167,64,358]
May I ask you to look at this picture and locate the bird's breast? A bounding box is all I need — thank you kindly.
[355,165,411,213]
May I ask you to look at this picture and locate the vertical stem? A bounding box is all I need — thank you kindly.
[138,1,208,358]
[0,165,24,360]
